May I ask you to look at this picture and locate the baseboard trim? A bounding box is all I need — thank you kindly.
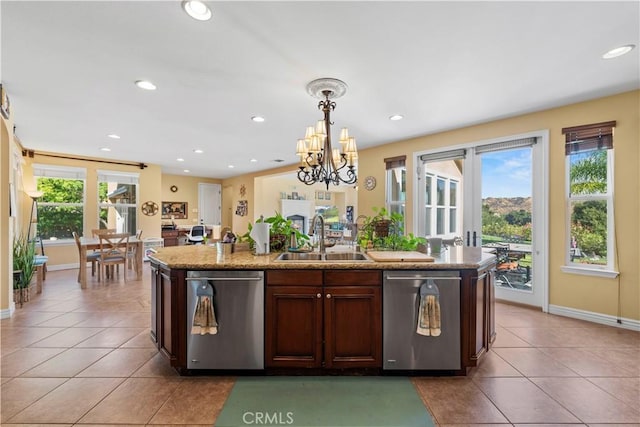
[0,305,16,319]
[548,304,640,331]
[46,263,79,271]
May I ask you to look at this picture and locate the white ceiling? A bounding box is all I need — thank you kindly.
[2,1,638,179]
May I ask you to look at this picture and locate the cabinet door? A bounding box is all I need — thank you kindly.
[158,267,172,358]
[150,263,159,345]
[324,286,382,369]
[266,286,323,368]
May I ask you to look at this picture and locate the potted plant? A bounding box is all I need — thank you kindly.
[13,233,36,307]
[357,207,405,249]
[240,212,310,252]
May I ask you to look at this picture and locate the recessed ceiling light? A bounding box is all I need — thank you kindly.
[183,169,190,173]
[273,159,284,163]
[228,165,235,168]
[177,158,184,162]
[135,80,157,90]
[602,44,635,59]
[251,116,265,122]
[193,149,204,154]
[250,158,258,163]
[182,0,212,21]
[107,134,121,139]
[389,114,404,121]
[100,147,111,152]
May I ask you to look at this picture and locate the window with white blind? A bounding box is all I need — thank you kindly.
[33,164,86,240]
[97,171,139,234]
[562,121,615,273]
[385,156,406,231]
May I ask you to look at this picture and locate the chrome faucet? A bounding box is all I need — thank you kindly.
[309,214,325,254]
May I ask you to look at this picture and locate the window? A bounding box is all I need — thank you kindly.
[385,156,406,230]
[562,121,615,271]
[417,149,465,238]
[423,170,459,237]
[97,171,139,234]
[33,164,86,240]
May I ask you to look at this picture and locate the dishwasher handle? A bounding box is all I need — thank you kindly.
[385,276,461,281]
[186,277,263,282]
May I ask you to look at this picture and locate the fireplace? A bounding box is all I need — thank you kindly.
[280,199,314,236]
[287,214,306,234]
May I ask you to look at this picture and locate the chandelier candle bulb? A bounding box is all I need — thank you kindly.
[339,128,349,143]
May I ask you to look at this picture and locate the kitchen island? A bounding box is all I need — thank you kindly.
[149,245,496,375]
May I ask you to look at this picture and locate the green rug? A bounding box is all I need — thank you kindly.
[215,376,435,427]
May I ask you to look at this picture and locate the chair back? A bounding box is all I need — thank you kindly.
[72,231,81,250]
[135,229,143,239]
[98,233,130,261]
[191,225,205,237]
[92,228,116,237]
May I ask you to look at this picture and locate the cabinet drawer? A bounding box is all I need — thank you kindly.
[324,270,381,286]
[266,270,323,286]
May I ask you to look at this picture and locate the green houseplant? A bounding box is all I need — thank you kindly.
[241,212,310,252]
[13,233,36,306]
[357,207,426,251]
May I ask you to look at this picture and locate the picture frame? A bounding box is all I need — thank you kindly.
[292,191,299,200]
[161,201,188,219]
[316,190,324,200]
[325,192,331,201]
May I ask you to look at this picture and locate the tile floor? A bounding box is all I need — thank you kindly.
[1,265,639,426]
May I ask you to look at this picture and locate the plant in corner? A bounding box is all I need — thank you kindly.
[240,212,310,252]
[12,233,36,306]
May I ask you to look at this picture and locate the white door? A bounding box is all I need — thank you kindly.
[416,132,548,309]
[198,183,221,226]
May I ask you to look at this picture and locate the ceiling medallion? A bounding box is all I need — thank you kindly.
[296,78,358,190]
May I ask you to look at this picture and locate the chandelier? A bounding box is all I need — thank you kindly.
[296,78,358,190]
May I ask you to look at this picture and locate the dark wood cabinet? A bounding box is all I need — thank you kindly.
[161,230,179,247]
[265,269,382,370]
[150,261,186,370]
[460,264,496,369]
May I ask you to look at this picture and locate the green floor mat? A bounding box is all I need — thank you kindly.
[215,376,435,427]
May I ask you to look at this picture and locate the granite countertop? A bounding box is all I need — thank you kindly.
[149,245,496,270]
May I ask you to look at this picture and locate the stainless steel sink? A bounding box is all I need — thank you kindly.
[275,252,324,261]
[323,252,370,261]
[274,252,371,262]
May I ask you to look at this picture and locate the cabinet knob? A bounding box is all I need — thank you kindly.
[316,293,321,299]
[326,293,332,299]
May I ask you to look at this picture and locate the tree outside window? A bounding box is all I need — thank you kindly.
[34,166,86,240]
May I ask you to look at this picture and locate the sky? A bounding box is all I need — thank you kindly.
[481,148,532,198]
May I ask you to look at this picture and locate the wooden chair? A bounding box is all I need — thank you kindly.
[73,232,100,283]
[97,233,130,282]
[92,228,116,237]
[127,229,143,270]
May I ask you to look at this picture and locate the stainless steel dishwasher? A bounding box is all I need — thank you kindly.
[186,270,264,370]
[383,270,461,370]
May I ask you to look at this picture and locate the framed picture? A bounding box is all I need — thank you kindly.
[161,201,188,219]
[316,190,324,200]
[235,200,248,216]
[292,191,299,200]
[325,192,331,201]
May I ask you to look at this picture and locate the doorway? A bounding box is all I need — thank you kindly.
[198,183,221,227]
[416,132,548,309]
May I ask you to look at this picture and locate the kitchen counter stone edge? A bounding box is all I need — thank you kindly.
[148,244,496,270]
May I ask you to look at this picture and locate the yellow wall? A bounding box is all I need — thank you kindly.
[357,90,639,321]
[1,114,14,315]
[160,174,222,229]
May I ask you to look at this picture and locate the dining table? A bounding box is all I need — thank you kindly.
[78,235,143,289]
